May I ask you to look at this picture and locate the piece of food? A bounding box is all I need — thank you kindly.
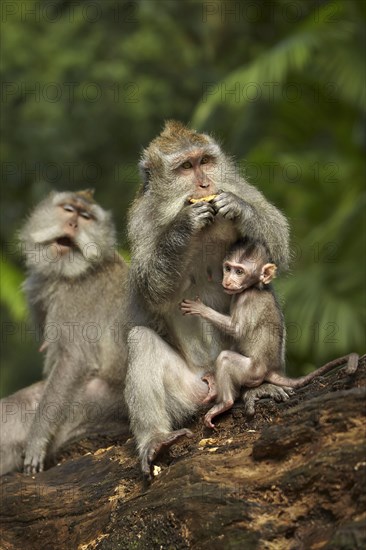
[189,194,218,204]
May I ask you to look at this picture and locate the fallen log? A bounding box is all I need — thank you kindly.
[1,356,365,549]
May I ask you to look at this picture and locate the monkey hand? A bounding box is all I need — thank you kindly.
[184,201,215,231]
[180,297,206,316]
[142,429,194,481]
[242,384,295,417]
[212,191,251,221]
[23,437,48,475]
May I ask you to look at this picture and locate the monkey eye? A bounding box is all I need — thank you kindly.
[80,211,91,220]
[181,161,192,169]
[224,265,231,273]
[236,269,244,276]
[63,204,75,213]
[201,156,210,165]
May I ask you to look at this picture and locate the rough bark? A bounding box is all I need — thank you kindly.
[1,356,365,550]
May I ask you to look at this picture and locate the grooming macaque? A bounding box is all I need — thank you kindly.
[0,190,129,475]
[181,239,359,428]
[126,120,291,478]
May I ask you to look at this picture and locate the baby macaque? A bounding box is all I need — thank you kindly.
[180,238,358,428]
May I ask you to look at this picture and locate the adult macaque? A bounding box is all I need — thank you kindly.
[126,120,292,478]
[181,238,359,428]
[0,190,129,475]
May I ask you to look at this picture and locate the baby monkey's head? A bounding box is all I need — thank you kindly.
[222,238,277,294]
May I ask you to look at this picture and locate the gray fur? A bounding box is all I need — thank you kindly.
[125,121,291,476]
[1,191,129,475]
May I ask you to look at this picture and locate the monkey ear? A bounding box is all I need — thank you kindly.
[260,263,277,284]
[139,159,150,193]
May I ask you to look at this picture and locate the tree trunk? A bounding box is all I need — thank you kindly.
[1,356,365,550]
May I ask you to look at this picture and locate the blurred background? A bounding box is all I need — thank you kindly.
[1,0,365,396]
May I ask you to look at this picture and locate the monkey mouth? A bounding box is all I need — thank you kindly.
[55,236,76,253]
[223,287,240,295]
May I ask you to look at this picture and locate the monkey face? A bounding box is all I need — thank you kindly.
[138,121,239,209]
[222,254,277,293]
[222,261,251,294]
[173,151,219,201]
[20,191,116,279]
[222,257,264,293]
[141,146,222,205]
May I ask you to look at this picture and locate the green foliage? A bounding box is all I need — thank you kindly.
[1,0,365,395]
[0,258,26,321]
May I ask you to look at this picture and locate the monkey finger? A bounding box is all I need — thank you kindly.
[23,445,46,475]
[273,387,293,401]
[216,205,235,219]
[198,210,215,222]
[194,210,215,223]
[211,196,226,209]
[196,213,215,227]
[180,303,194,310]
[212,190,226,200]
[141,455,153,481]
[24,461,36,475]
[242,394,257,417]
[204,415,216,429]
[192,201,215,213]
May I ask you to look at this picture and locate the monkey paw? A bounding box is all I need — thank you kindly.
[141,428,193,480]
[212,191,247,220]
[187,202,215,231]
[23,442,47,475]
[242,384,295,417]
[203,414,216,429]
[204,399,234,428]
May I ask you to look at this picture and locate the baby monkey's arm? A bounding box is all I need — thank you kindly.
[180,297,238,338]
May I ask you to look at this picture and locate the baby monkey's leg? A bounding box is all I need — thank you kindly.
[202,372,218,404]
[204,351,265,428]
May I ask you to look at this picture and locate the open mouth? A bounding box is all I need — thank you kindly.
[56,236,74,248]
[53,236,78,255]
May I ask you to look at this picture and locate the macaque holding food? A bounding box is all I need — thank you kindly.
[126,120,293,478]
[180,238,359,428]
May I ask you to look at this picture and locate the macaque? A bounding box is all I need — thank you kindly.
[180,239,359,428]
[125,120,292,479]
[0,190,129,475]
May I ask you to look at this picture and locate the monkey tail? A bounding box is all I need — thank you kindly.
[265,353,359,389]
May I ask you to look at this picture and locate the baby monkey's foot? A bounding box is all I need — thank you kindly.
[142,428,193,480]
[204,399,234,429]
